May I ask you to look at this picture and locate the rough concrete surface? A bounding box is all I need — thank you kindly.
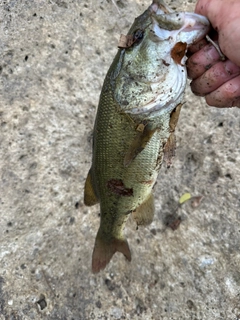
[0,0,239,319]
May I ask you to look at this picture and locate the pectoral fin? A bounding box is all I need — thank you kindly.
[132,192,155,226]
[84,168,99,206]
[124,123,156,167]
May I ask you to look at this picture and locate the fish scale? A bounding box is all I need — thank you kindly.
[94,69,165,210]
[84,0,210,273]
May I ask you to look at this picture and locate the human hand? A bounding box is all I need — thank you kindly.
[187,0,240,107]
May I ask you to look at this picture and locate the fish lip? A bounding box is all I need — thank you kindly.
[181,13,210,31]
[150,0,210,38]
[151,12,210,45]
[176,13,210,44]
[150,0,173,14]
[150,1,210,29]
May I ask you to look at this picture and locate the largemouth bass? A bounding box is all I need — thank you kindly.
[84,0,209,273]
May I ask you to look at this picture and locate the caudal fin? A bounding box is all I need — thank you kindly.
[92,231,131,273]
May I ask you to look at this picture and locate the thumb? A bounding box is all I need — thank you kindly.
[195,0,240,67]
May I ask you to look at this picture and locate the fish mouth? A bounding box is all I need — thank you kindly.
[175,13,210,44]
[150,2,210,45]
[124,3,210,118]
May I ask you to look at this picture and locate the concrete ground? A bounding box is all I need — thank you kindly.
[0,0,239,319]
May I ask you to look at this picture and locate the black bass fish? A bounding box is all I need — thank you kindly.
[84,0,209,273]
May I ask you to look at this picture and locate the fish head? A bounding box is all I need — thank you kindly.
[114,0,210,118]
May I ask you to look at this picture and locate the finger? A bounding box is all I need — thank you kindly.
[187,44,222,80]
[187,38,208,55]
[204,75,240,107]
[190,60,240,96]
[187,29,218,56]
[195,0,215,17]
[195,0,240,66]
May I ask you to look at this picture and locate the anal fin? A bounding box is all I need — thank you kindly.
[84,168,99,206]
[132,192,155,226]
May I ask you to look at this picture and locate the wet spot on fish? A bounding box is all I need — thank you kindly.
[107,179,133,197]
[171,42,187,65]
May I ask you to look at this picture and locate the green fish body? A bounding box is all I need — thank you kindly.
[84,0,209,273]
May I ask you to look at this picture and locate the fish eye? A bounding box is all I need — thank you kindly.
[133,29,144,44]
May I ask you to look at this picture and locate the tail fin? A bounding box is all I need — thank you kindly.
[92,230,131,273]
